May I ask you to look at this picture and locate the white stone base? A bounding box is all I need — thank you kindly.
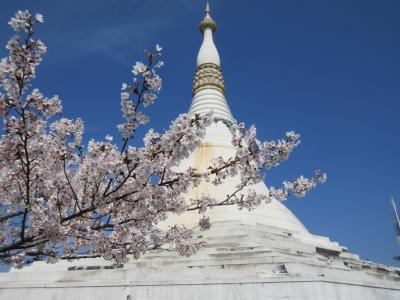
[1,221,399,300]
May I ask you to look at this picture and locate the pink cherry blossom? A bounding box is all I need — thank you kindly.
[0,11,326,268]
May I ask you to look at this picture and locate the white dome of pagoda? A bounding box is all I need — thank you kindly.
[167,121,309,234]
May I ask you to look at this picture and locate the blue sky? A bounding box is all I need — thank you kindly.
[0,0,399,266]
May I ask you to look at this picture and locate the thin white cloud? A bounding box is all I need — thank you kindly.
[69,19,163,62]
[37,0,192,63]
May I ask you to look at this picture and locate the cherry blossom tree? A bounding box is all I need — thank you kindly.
[0,11,326,268]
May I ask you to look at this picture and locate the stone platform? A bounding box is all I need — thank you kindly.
[1,220,399,300]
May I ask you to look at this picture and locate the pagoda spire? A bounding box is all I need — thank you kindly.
[190,1,234,123]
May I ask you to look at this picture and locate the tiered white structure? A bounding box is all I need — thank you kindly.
[0,2,399,299]
[167,0,310,235]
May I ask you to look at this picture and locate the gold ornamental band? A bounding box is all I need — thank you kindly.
[192,63,226,96]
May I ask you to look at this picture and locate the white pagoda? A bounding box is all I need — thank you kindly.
[0,2,399,299]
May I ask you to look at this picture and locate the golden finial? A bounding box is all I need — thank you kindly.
[200,0,217,33]
[205,0,211,13]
